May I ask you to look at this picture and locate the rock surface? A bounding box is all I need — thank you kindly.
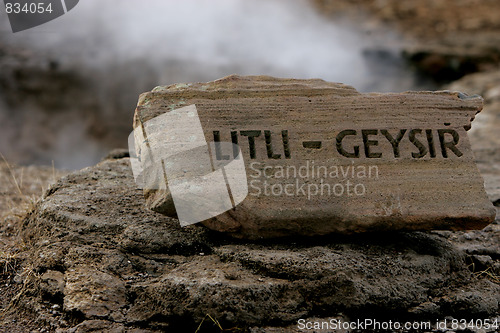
[2,157,497,332]
[133,75,494,239]
[447,69,500,204]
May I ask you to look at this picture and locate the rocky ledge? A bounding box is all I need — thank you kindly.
[0,155,497,332]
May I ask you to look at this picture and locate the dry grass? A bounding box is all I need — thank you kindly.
[0,250,19,275]
[468,261,500,284]
[1,153,46,209]
[195,313,244,333]
[0,154,67,276]
[0,153,64,216]
[473,266,500,284]
[0,154,68,322]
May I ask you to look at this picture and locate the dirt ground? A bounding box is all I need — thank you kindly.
[313,0,500,81]
[312,0,500,38]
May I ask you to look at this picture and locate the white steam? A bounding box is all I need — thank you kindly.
[0,0,432,168]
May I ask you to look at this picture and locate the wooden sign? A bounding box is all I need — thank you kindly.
[131,75,495,239]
